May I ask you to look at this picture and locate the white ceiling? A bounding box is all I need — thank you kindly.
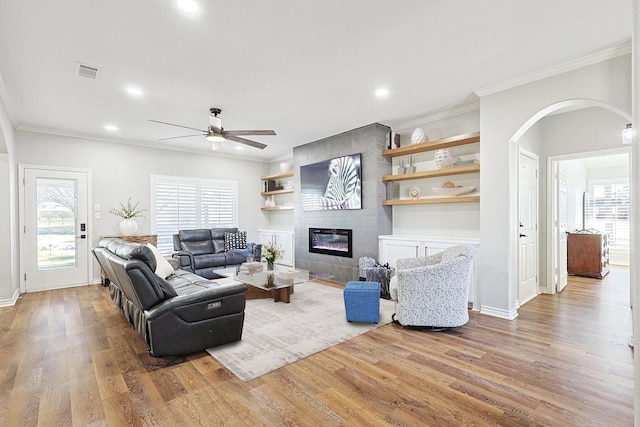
[0,0,632,161]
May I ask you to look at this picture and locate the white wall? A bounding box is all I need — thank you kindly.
[478,53,631,319]
[0,96,17,304]
[14,131,271,282]
[562,159,588,231]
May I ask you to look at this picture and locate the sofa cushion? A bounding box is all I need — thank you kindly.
[154,274,179,299]
[211,227,238,240]
[224,231,247,251]
[146,243,175,279]
[181,239,215,256]
[193,253,226,269]
[106,239,156,272]
[213,240,226,254]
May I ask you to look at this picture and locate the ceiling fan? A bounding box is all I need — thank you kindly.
[149,108,275,150]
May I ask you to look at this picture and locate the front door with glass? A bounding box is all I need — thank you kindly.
[22,167,90,292]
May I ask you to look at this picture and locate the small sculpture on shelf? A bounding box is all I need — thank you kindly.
[411,128,426,144]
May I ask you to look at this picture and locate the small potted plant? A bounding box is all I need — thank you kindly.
[406,156,416,173]
[397,159,406,175]
[109,197,146,235]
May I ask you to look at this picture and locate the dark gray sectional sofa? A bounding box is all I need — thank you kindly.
[92,238,248,357]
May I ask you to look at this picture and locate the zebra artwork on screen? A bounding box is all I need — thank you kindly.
[300,153,362,211]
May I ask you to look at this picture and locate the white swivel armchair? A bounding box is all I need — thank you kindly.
[390,245,476,328]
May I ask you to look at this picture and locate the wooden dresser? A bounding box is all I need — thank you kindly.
[567,232,610,279]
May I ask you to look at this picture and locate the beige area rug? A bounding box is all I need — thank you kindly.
[206,281,395,381]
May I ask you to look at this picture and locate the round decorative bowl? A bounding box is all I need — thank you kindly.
[431,186,475,197]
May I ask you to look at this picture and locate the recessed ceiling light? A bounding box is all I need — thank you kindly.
[375,87,389,98]
[125,87,143,96]
[177,0,199,13]
[104,124,119,131]
[235,146,244,150]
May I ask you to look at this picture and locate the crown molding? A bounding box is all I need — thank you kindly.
[15,125,269,163]
[390,102,480,132]
[474,41,632,98]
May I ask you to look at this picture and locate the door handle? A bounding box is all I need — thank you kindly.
[519,234,527,238]
[76,235,86,239]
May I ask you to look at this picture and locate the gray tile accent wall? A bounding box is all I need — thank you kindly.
[293,123,392,283]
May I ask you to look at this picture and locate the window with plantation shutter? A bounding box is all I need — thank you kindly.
[151,175,238,254]
[585,180,629,251]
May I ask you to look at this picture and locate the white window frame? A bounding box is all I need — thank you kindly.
[151,174,239,254]
[586,177,629,252]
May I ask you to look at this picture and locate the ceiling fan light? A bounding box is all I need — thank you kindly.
[210,141,222,150]
[206,133,225,143]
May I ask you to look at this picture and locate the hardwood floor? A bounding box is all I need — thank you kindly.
[0,268,633,426]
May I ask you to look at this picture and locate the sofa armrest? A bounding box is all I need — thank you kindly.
[145,282,248,322]
[172,250,194,271]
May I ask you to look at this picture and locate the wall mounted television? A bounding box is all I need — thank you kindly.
[300,153,362,211]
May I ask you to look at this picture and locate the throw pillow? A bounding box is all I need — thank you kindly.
[224,231,247,251]
[146,243,175,279]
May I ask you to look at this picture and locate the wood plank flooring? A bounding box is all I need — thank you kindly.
[0,268,633,426]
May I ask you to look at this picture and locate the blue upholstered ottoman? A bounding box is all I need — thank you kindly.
[344,281,380,323]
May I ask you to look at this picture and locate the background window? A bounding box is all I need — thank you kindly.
[151,175,238,254]
[585,180,629,251]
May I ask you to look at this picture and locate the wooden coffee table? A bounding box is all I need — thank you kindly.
[213,265,331,303]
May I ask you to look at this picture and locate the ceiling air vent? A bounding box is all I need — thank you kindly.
[75,62,99,79]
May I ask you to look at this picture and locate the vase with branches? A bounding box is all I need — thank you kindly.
[109,198,146,235]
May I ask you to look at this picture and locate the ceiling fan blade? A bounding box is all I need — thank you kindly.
[224,130,276,136]
[148,119,207,133]
[225,135,268,149]
[158,133,205,141]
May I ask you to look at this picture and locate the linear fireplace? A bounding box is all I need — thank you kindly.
[308,228,353,258]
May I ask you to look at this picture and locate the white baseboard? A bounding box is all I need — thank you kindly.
[0,288,20,307]
[480,305,519,320]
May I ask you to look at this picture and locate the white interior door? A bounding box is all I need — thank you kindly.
[557,164,569,292]
[518,151,539,305]
[21,167,90,292]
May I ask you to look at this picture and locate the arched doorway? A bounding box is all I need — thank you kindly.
[510,99,631,304]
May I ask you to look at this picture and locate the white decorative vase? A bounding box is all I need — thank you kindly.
[411,128,426,144]
[119,218,138,235]
[434,149,454,169]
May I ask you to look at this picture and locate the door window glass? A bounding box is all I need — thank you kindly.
[36,178,77,270]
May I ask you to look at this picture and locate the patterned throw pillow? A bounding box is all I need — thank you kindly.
[224,231,247,251]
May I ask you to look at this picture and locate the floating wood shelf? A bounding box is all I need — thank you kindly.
[261,171,293,180]
[382,164,480,182]
[382,131,480,158]
[382,195,480,206]
[261,206,294,211]
[261,189,294,196]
